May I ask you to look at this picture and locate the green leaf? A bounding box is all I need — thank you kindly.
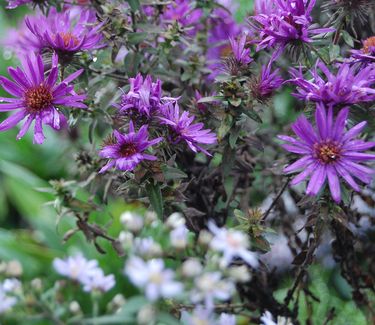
[156,312,182,325]
[197,96,224,103]
[341,30,354,48]
[126,0,140,11]
[146,182,164,220]
[241,109,262,123]
[218,114,234,140]
[329,44,340,61]
[128,32,148,44]
[161,166,187,181]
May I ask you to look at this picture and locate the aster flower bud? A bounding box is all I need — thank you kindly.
[181,258,203,278]
[30,278,43,292]
[69,301,81,314]
[198,230,213,246]
[118,231,134,246]
[228,265,251,283]
[137,304,156,325]
[120,211,144,233]
[166,212,185,229]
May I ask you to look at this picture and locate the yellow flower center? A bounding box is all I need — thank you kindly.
[314,141,341,164]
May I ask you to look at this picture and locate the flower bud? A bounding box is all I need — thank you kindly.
[120,211,144,233]
[181,258,203,277]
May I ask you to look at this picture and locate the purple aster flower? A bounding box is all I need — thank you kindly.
[206,6,243,78]
[229,33,252,65]
[98,121,163,173]
[159,103,217,155]
[116,74,177,118]
[249,62,284,101]
[278,104,375,203]
[25,7,104,58]
[288,61,375,107]
[1,13,45,56]
[162,0,203,36]
[351,36,375,65]
[0,53,86,144]
[250,0,334,58]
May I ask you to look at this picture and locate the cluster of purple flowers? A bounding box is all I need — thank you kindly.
[100,74,217,173]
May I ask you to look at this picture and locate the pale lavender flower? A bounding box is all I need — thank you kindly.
[208,221,259,268]
[133,237,162,258]
[191,272,234,308]
[81,269,115,293]
[25,7,104,57]
[279,104,375,203]
[180,306,216,325]
[125,257,183,301]
[261,310,294,325]
[53,254,98,282]
[170,224,189,249]
[0,53,85,144]
[2,279,21,293]
[120,211,144,233]
[98,121,163,173]
[288,61,375,107]
[261,311,277,325]
[0,289,17,314]
[218,313,236,325]
[159,103,217,155]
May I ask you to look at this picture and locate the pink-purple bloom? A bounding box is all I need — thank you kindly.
[250,62,284,100]
[206,6,242,78]
[99,121,163,173]
[25,7,104,57]
[0,53,86,144]
[159,103,217,155]
[117,74,177,118]
[161,0,203,36]
[1,14,45,56]
[279,104,375,203]
[288,61,375,107]
[351,36,375,65]
[229,33,252,65]
[250,0,334,57]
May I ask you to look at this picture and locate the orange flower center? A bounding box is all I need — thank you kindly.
[362,36,375,54]
[119,142,138,157]
[55,32,80,48]
[220,44,232,58]
[314,141,341,164]
[25,85,53,113]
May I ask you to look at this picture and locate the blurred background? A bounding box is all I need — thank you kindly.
[0,1,370,324]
